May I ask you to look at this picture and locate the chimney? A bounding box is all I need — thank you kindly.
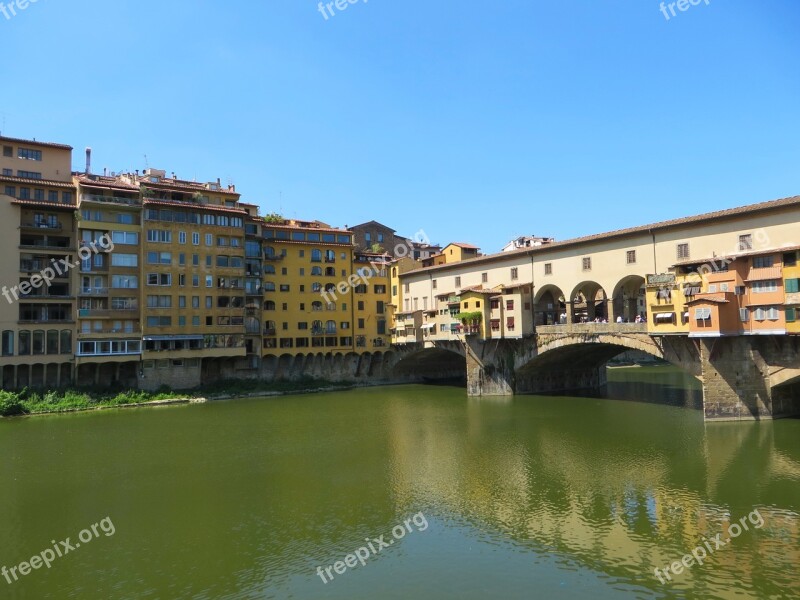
[103,167,108,176]
[85,147,92,175]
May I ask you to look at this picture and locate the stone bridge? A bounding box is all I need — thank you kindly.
[391,324,800,421]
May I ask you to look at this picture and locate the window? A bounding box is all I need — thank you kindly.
[192,275,199,287]
[206,275,213,288]
[365,233,371,242]
[192,232,200,245]
[146,316,172,327]
[455,277,461,287]
[510,267,518,280]
[146,252,171,265]
[785,279,800,294]
[147,229,172,243]
[506,299,514,311]
[694,308,711,320]
[376,301,385,314]
[784,252,798,267]
[677,243,690,259]
[740,308,750,322]
[432,279,437,290]
[17,170,42,179]
[582,257,591,271]
[1,330,13,356]
[767,307,780,320]
[112,231,138,245]
[738,234,753,251]
[2,145,11,157]
[280,284,290,292]
[626,250,636,264]
[112,275,138,288]
[18,148,42,161]
[786,307,796,323]
[482,273,488,283]
[708,284,717,293]
[752,280,778,294]
[4,186,14,197]
[192,316,200,326]
[2,169,11,176]
[146,295,172,308]
[753,255,773,269]
[506,317,515,331]
[544,263,552,275]
[179,231,187,244]
[147,273,171,286]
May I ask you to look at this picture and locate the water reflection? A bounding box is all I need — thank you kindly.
[0,376,798,599]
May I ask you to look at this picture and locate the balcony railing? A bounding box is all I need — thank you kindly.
[21,221,62,231]
[79,326,141,335]
[78,309,139,319]
[263,328,277,336]
[80,194,141,206]
[20,261,70,275]
[80,288,109,296]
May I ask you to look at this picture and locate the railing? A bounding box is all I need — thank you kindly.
[80,194,141,206]
[21,221,62,230]
[20,261,70,274]
[19,243,74,251]
[263,255,284,261]
[536,323,649,335]
[78,309,139,318]
[80,264,109,273]
[21,292,73,300]
[263,328,277,336]
[80,288,109,296]
[79,326,141,335]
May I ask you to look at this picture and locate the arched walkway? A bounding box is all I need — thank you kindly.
[569,281,608,323]
[612,275,646,323]
[534,284,566,326]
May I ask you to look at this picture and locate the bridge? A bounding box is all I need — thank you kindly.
[389,195,800,421]
[390,324,800,421]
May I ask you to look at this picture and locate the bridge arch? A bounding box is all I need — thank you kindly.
[534,284,566,326]
[611,275,646,323]
[391,343,467,381]
[569,281,609,323]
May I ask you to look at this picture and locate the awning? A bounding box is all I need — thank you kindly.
[421,323,435,330]
[654,313,675,321]
[143,335,204,342]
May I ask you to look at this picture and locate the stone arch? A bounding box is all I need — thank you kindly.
[534,284,566,325]
[569,281,609,323]
[612,275,646,323]
[391,345,466,381]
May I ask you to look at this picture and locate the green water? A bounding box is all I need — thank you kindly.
[1,369,799,599]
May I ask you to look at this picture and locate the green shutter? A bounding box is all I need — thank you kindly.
[786,279,800,293]
[787,308,796,323]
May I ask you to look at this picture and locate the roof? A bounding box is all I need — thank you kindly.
[447,242,480,250]
[11,199,76,209]
[687,295,730,304]
[75,175,139,191]
[141,178,240,197]
[143,199,247,215]
[0,174,75,188]
[350,220,397,233]
[405,194,800,276]
[0,135,73,150]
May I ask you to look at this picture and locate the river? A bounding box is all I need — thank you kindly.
[0,367,798,599]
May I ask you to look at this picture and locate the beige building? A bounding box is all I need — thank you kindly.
[393,195,800,343]
[0,136,77,388]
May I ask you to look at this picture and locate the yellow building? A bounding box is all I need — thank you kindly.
[0,136,77,388]
[353,252,392,350]
[782,247,800,334]
[261,219,355,355]
[74,174,143,385]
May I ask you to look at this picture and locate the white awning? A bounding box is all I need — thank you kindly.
[654,313,675,321]
[421,323,435,329]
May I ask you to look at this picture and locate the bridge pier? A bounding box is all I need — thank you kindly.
[699,337,800,421]
[465,339,515,396]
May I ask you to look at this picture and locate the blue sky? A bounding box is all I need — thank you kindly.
[1,0,798,252]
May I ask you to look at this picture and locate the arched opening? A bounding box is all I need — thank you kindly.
[612,275,646,323]
[534,284,566,326]
[392,347,466,383]
[569,281,608,323]
[517,337,700,408]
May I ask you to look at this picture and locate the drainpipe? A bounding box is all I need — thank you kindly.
[530,252,536,335]
[650,229,658,274]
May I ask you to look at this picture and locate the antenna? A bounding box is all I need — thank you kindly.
[143,154,150,170]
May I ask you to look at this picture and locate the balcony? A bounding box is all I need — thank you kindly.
[19,241,75,251]
[78,309,139,319]
[263,254,284,262]
[20,260,70,276]
[263,328,277,336]
[80,194,141,207]
[80,287,109,296]
[79,325,141,335]
[80,263,109,273]
[21,221,63,231]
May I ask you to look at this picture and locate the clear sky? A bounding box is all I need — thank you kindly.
[1,0,798,252]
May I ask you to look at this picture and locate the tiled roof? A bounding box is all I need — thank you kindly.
[687,295,730,304]
[449,242,479,249]
[0,135,73,150]
[75,175,138,191]
[11,199,76,209]
[407,194,800,276]
[143,199,247,215]
[0,174,75,188]
[142,179,240,196]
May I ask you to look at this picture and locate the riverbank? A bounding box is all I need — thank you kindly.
[0,378,407,419]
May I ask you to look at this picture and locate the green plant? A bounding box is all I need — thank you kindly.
[458,311,483,324]
[0,391,26,417]
[263,213,284,224]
